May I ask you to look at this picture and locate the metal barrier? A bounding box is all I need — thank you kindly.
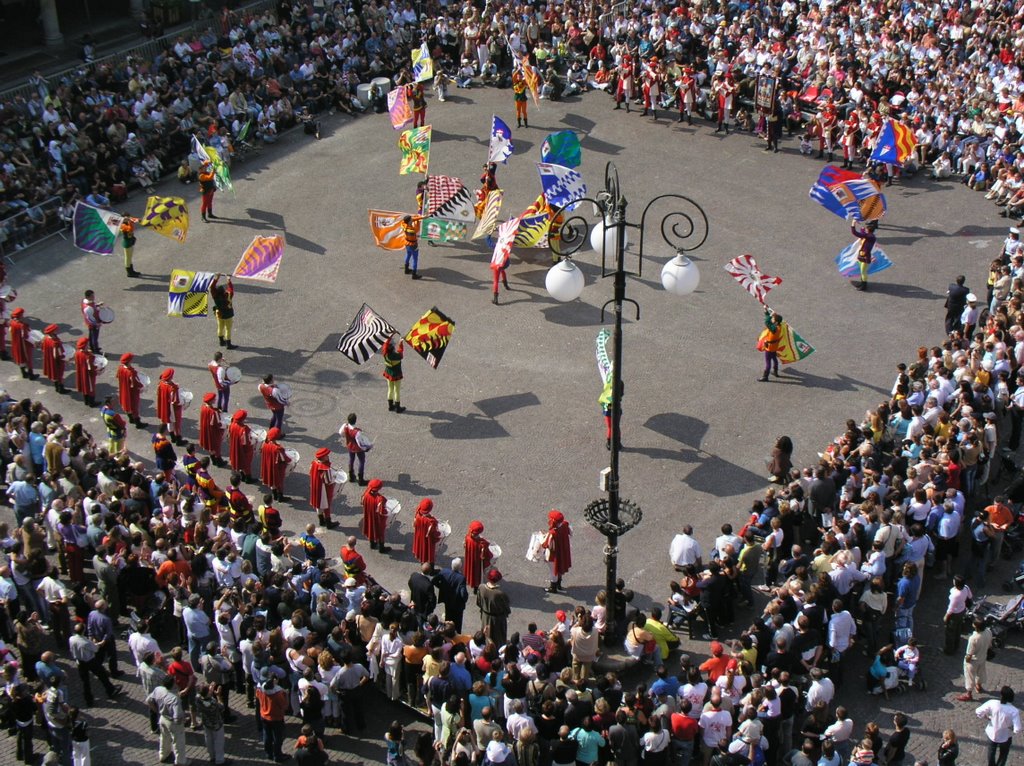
[0,197,67,260]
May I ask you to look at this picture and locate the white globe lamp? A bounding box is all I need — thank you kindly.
[661,252,700,296]
[545,259,585,302]
[589,218,629,254]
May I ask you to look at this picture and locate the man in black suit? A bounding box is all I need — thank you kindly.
[434,558,469,631]
[408,562,437,622]
[945,275,969,334]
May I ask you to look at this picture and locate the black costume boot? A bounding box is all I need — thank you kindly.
[394,401,406,414]
[388,401,395,411]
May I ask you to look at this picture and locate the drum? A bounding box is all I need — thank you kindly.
[94,356,109,376]
[219,412,229,428]
[438,521,452,539]
[62,343,75,359]
[26,329,43,345]
[331,468,348,486]
[251,427,268,443]
[385,498,402,519]
[0,285,16,300]
[97,306,115,324]
[355,432,374,451]
[276,383,292,403]
[285,448,300,473]
[225,366,242,384]
[489,543,503,560]
[138,373,151,388]
[355,82,373,108]
[180,390,194,411]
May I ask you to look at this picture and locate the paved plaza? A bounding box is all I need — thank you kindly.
[3,85,1021,764]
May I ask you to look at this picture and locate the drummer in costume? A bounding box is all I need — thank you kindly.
[340,413,368,487]
[152,424,177,483]
[640,57,662,119]
[260,427,291,502]
[9,307,36,379]
[402,215,422,280]
[614,54,633,112]
[850,218,878,292]
[541,510,572,593]
[259,374,288,433]
[382,334,406,413]
[309,447,338,529]
[117,353,146,428]
[464,520,493,593]
[713,72,737,134]
[407,82,426,129]
[841,109,861,169]
[210,276,236,349]
[229,410,256,483]
[512,70,528,127]
[361,478,390,553]
[412,499,442,565]
[0,286,16,361]
[41,324,67,394]
[675,65,697,124]
[81,290,103,353]
[199,160,218,222]
[120,215,141,278]
[209,352,232,411]
[100,396,127,454]
[74,337,98,406]
[157,369,184,446]
[199,392,226,467]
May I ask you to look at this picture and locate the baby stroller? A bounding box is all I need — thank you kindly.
[967,594,1024,648]
[891,629,927,693]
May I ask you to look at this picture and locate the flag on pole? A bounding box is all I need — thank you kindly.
[405,307,456,369]
[596,328,612,384]
[537,163,586,209]
[869,119,917,166]
[387,87,412,130]
[192,134,232,193]
[368,210,408,250]
[776,321,815,364]
[723,255,782,304]
[488,115,514,164]
[541,130,582,168]
[491,217,520,266]
[809,165,887,222]
[398,125,431,175]
[472,190,504,240]
[421,218,469,242]
[514,194,552,248]
[232,235,285,283]
[412,44,434,83]
[337,303,397,364]
[167,269,217,318]
[139,196,189,243]
[835,242,893,277]
[72,201,123,255]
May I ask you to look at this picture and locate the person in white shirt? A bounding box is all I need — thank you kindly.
[975,685,1022,766]
[805,668,834,711]
[823,706,854,763]
[713,524,743,560]
[669,525,703,570]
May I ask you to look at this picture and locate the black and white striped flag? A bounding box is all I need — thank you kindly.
[337,303,397,364]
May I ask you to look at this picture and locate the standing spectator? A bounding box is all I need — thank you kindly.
[937,729,959,766]
[146,675,188,766]
[698,692,731,765]
[477,568,511,645]
[570,612,599,682]
[958,619,994,702]
[85,599,121,677]
[944,576,973,656]
[197,683,227,766]
[182,593,211,668]
[68,622,122,705]
[881,712,911,766]
[44,675,73,766]
[436,557,469,631]
[256,674,289,762]
[975,686,1021,766]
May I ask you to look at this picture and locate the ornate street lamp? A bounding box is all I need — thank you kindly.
[546,161,708,638]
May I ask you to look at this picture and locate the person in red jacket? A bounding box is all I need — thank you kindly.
[362,478,389,553]
[412,499,442,565]
[541,509,572,593]
[117,352,146,428]
[74,337,98,406]
[309,447,337,528]
[464,520,493,593]
[198,392,225,467]
[9,307,36,379]
[41,323,67,393]
[260,427,290,502]
[228,409,255,483]
[157,368,184,445]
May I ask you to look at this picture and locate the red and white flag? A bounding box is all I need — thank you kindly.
[491,217,520,267]
[724,254,782,304]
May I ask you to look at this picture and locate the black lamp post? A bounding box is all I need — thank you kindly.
[545,161,709,638]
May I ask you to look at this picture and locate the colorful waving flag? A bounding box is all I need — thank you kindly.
[412,43,434,83]
[835,242,893,277]
[488,116,514,164]
[776,321,815,364]
[724,255,782,305]
[399,125,431,175]
[421,218,468,243]
[405,307,456,369]
[472,190,504,240]
[491,217,520,266]
[870,120,917,166]
[596,328,612,384]
[387,87,412,130]
[541,130,582,169]
[368,210,408,250]
[514,194,552,248]
[233,235,284,283]
[168,269,216,318]
[192,134,232,193]
[425,176,465,215]
[537,163,586,210]
[809,165,887,222]
[338,303,397,364]
[140,196,189,243]
[72,201,123,255]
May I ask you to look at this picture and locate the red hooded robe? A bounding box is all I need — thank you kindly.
[229,410,254,474]
[117,354,142,416]
[543,510,573,577]
[74,338,96,397]
[41,328,64,382]
[260,427,288,491]
[412,499,441,564]
[199,394,224,457]
[464,520,492,590]
[361,478,387,543]
[309,449,334,513]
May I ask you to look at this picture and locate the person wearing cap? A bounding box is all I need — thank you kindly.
[309,447,337,528]
[640,57,663,118]
[198,393,225,468]
[961,292,981,338]
[361,478,390,553]
[1002,226,1021,261]
[157,369,184,446]
[849,218,878,291]
[9,307,36,380]
[198,160,217,222]
[258,373,288,434]
[541,509,572,594]
[464,520,493,593]
[117,353,147,428]
[259,427,291,503]
[228,409,255,483]
[412,498,442,565]
[477,568,511,645]
[512,69,529,127]
[41,324,67,394]
[675,65,696,124]
[81,290,103,354]
[382,333,407,413]
[756,308,782,382]
[945,275,969,335]
[712,72,737,134]
[615,53,634,112]
[120,214,141,278]
[73,337,98,407]
[99,396,127,454]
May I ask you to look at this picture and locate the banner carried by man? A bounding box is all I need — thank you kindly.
[412,43,434,83]
[406,307,456,369]
[537,163,586,209]
[139,196,189,243]
[471,190,504,240]
[488,115,514,164]
[72,201,123,255]
[387,87,412,130]
[724,255,782,305]
[398,125,432,175]
[541,130,582,169]
[233,235,285,283]
[168,269,217,318]
[491,217,520,266]
[368,210,408,250]
[338,303,398,364]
